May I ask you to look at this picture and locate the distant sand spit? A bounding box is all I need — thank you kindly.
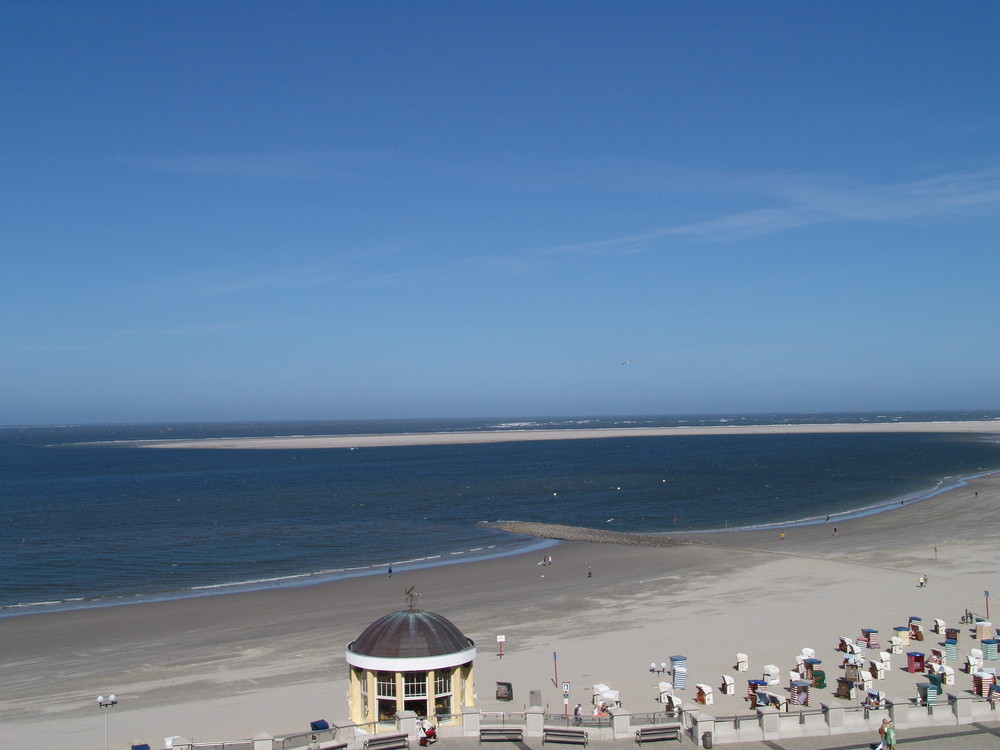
[137,419,1000,449]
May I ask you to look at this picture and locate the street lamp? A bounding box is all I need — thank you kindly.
[649,662,667,674]
[97,694,117,750]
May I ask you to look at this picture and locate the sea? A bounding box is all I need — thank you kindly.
[3,411,1000,618]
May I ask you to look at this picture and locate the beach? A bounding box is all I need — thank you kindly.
[2,455,999,749]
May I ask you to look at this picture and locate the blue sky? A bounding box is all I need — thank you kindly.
[2,1,998,425]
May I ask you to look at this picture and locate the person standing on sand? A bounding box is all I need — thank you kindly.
[388,566,393,579]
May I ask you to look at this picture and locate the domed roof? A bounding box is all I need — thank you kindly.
[349,609,473,659]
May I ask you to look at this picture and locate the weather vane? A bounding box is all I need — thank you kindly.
[405,585,422,610]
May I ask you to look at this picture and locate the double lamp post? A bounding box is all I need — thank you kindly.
[96,694,117,750]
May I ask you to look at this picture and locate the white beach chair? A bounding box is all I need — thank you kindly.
[933,618,946,634]
[879,651,892,670]
[838,636,854,652]
[889,636,903,655]
[658,681,674,704]
[663,693,682,711]
[801,647,815,659]
[695,683,714,705]
[736,653,748,672]
[721,674,735,695]
[794,654,805,671]
[943,665,956,685]
[869,659,885,680]
[763,664,780,686]
[967,649,984,673]
[858,672,873,693]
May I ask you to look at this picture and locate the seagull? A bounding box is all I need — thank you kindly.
[621,360,632,365]
[606,518,615,523]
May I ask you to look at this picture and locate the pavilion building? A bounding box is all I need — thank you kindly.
[345,608,476,725]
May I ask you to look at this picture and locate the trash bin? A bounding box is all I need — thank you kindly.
[702,731,713,748]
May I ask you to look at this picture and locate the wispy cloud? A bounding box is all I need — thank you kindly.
[539,164,1000,254]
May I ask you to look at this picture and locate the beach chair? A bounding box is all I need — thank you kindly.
[863,689,886,709]
[869,659,885,680]
[735,653,748,672]
[967,649,984,673]
[858,672,873,693]
[695,683,714,705]
[658,681,674,704]
[835,677,856,700]
[838,636,854,653]
[942,665,956,685]
[801,647,815,659]
[879,651,892,670]
[788,669,800,685]
[794,654,805,672]
[721,674,735,695]
[934,618,946,634]
[889,636,903,655]
[763,664,780,685]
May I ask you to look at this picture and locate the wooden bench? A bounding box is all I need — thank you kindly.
[542,728,588,746]
[634,724,682,744]
[363,734,409,750]
[479,727,524,743]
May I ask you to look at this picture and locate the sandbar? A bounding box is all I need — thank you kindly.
[135,419,1000,449]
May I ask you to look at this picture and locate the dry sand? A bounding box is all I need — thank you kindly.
[3,441,1000,749]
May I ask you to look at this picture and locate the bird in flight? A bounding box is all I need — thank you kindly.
[621,360,632,365]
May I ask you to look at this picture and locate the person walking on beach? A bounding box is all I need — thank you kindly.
[573,703,582,725]
[388,565,393,579]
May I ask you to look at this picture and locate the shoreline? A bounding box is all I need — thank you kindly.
[4,463,996,620]
[132,419,1000,449]
[2,471,999,749]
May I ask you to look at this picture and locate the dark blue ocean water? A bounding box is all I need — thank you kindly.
[3,412,1000,616]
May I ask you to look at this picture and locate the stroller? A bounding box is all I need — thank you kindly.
[418,719,437,746]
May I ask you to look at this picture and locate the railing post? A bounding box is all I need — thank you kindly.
[821,702,844,734]
[691,711,715,746]
[886,697,909,728]
[757,706,779,740]
[463,707,481,736]
[333,719,357,742]
[396,710,418,741]
[948,693,972,724]
[252,732,274,750]
[608,706,631,740]
[526,706,545,738]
